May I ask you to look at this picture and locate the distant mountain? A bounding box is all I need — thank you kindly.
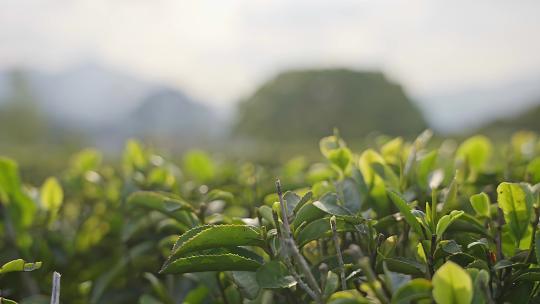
[0,62,154,126]
[125,88,220,137]
[476,99,540,135]
[234,68,427,141]
[0,62,224,150]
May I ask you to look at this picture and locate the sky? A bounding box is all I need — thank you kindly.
[1,0,540,130]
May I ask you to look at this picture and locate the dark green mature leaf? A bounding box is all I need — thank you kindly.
[230,271,261,299]
[388,190,424,237]
[256,261,296,289]
[391,278,432,304]
[497,182,533,245]
[384,257,426,276]
[446,213,487,236]
[292,193,350,230]
[284,191,301,216]
[512,269,540,282]
[166,225,264,264]
[161,253,262,274]
[340,178,363,213]
[432,261,473,304]
[296,217,357,247]
[293,191,313,214]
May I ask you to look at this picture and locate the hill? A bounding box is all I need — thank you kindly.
[233,69,427,142]
[477,100,540,136]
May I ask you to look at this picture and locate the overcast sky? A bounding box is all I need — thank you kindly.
[2,0,540,127]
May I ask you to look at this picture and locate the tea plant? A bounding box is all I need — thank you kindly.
[2,131,540,303]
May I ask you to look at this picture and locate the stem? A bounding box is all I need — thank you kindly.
[319,263,328,292]
[198,202,207,224]
[50,272,61,304]
[284,257,318,302]
[276,179,323,303]
[526,207,540,263]
[330,216,346,291]
[358,257,389,304]
[496,208,505,261]
[216,272,230,304]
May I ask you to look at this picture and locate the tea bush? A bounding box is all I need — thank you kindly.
[2,131,540,303]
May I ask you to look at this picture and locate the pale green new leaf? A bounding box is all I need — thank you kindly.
[497,182,533,245]
[469,192,491,218]
[0,259,42,274]
[436,210,464,240]
[40,177,63,212]
[432,261,473,304]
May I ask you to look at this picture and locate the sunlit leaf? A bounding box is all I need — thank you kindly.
[432,261,473,304]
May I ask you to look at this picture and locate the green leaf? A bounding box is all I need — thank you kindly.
[256,261,296,289]
[143,272,173,304]
[40,177,63,212]
[123,139,147,173]
[340,178,363,213]
[183,150,215,183]
[359,150,390,214]
[432,261,473,304]
[161,252,262,274]
[387,190,424,237]
[127,191,197,227]
[182,285,209,304]
[292,193,350,229]
[436,210,464,240]
[417,150,438,189]
[296,217,357,247]
[324,271,339,297]
[328,147,352,171]
[207,189,234,203]
[165,225,264,265]
[230,271,261,300]
[469,192,491,218]
[456,135,492,172]
[526,157,540,184]
[391,278,432,304]
[283,191,301,216]
[497,182,534,245]
[384,257,426,276]
[328,290,369,304]
[320,135,346,158]
[0,259,42,274]
[442,177,459,213]
[128,191,193,213]
[293,191,313,214]
[0,298,18,304]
